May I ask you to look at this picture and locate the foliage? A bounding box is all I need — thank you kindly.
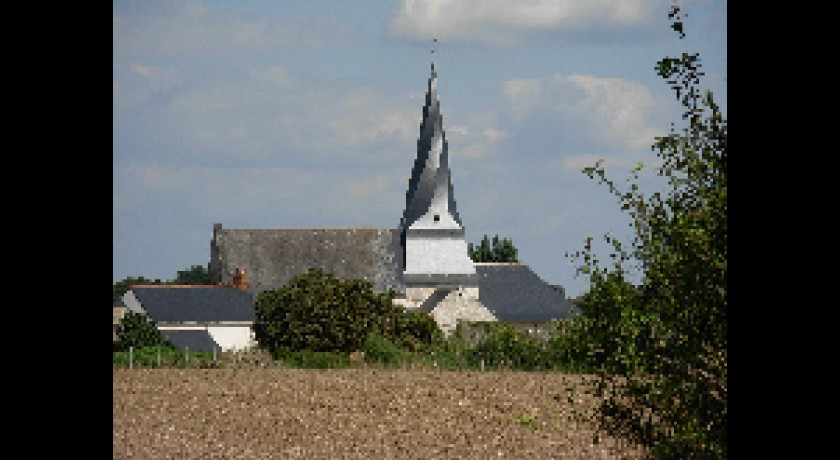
[389,309,445,352]
[468,234,519,263]
[113,311,174,352]
[567,3,726,458]
[172,265,211,285]
[542,317,596,374]
[469,322,548,370]
[252,268,401,354]
[362,332,405,366]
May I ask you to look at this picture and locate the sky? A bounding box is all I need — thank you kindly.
[113,0,727,299]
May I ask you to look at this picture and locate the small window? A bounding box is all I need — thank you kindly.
[433,214,440,222]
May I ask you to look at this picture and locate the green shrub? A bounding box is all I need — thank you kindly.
[471,322,547,370]
[253,269,399,354]
[389,310,444,352]
[543,317,597,373]
[362,332,405,366]
[113,311,174,352]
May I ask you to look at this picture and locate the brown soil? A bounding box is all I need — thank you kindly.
[113,368,648,459]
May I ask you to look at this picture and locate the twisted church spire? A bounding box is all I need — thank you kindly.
[401,42,463,232]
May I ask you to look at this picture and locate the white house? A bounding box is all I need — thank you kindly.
[121,269,256,352]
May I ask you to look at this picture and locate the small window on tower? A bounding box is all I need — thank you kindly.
[433,214,440,222]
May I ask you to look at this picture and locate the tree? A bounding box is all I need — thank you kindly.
[568,3,726,458]
[253,268,404,354]
[468,234,519,262]
[172,265,211,285]
[114,311,173,352]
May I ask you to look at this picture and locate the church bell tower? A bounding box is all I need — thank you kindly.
[397,43,496,332]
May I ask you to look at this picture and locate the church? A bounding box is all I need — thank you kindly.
[208,58,574,335]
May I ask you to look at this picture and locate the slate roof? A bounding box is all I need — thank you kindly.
[130,287,255,323]
[160,330,219,353]
[210,225,402,295]
[475,263,576,323]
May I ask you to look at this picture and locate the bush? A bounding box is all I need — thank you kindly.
[471,322,548,370]
[114,311,174,352]
[543,317,597,373]
[253,269,399,354]
[389,310,444,352]
[362,332,405,366]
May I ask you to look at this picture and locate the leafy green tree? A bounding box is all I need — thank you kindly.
[172,264,211,285]
[253,268,404,354]
[567,3,726,458]
[113,311,173,352]
[468,234,519,262]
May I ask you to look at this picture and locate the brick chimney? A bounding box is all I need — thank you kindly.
[232,267,248,291]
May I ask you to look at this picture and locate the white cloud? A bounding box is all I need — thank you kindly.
[114,163,408,227]
[388,0,665,44]
[115,56,512,170]
[326,89,418,148]
[443,110,506,160]
[118,65,419,166]
[114,2,355,57]
[501,73,667,154]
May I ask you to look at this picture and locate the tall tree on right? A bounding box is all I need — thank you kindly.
[568,3,726,458]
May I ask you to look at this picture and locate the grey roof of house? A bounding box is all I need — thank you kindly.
[476,264,576,323]
[130,287,255,323]
[160,330,219,353]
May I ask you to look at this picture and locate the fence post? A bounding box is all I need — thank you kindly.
[185,346,189,366]
[157,345,161,367]
[480,359,484,372]
[129,346,133,369]
[213,346,217,362]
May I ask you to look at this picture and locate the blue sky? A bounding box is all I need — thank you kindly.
[113,0,726,298]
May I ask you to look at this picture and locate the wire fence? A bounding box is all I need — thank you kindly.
[113,345,583,373]
[113,345,260,369]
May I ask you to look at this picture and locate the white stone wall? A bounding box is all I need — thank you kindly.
[403,287,438,308]
[207,326,256,351]
[430,287,497,335]
[404,237,476,275]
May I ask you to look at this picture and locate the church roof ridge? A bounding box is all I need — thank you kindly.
[217,226,395,231]
[472,262,526,266]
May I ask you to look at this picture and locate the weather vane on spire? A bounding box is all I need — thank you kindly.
[431,38,437,76]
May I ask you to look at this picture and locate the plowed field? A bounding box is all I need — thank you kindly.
[113,369,647,459]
